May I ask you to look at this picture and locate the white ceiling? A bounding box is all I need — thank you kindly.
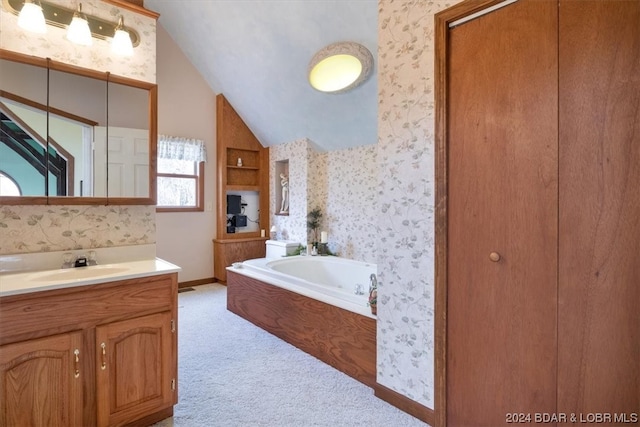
[145,0,378,152]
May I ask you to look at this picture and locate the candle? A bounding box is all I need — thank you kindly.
[320,231,328,243]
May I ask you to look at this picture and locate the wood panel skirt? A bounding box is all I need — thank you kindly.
[213,237,267,283]
[226,270,377,387]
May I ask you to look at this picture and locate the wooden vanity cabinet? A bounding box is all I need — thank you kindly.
[0,332,84,426]
[96,311,175,426]
[0,273,178,427]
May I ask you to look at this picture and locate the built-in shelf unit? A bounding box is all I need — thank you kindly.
[214,94,269,282]
[226,148,261,189]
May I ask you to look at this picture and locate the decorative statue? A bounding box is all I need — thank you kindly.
[280,173,289,214]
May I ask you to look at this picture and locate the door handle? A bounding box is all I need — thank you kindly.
[100,342,107,370]
[74,349,80,378]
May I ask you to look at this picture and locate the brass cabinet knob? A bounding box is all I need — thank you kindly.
[489,252,501,262]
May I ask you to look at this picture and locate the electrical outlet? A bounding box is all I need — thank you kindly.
[206,202,213,212]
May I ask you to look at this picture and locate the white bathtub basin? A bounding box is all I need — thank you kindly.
[236,256,377,318]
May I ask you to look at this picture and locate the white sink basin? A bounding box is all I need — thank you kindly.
[29,266,130,282]
[0,258,181,298]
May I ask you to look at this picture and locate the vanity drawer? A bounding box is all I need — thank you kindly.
[0,273,177,345]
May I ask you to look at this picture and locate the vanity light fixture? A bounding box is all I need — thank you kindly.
[7,0,140,51]
[66,3,92,46]
[308,42,373,94]
[17,0,47,34]
[111,16,133,56]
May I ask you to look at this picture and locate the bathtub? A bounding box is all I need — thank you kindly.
[226,255,377,387]
[234,255,376,318]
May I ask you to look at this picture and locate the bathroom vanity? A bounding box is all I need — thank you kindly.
[0,260,179,426]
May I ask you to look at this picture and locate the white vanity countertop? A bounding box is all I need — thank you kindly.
[0,258,181,298]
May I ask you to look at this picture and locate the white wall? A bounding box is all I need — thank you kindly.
[0,8,216,281]
[154,25,216,283]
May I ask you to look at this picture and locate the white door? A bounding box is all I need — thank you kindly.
[95,126,149,198]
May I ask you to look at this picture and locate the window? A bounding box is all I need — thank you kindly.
[0,172,22,196]
[156,135,207,212]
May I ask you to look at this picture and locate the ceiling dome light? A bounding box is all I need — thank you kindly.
[18,0,47,34]
[308,42,373,94]
[66,3,92,46]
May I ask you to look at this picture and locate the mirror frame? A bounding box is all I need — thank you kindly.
[0,49,157,206]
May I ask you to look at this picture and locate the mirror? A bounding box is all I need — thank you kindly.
[48,68,108,198]
[0,50,157,204]
[105,80,150,199]
[0,57,48,197]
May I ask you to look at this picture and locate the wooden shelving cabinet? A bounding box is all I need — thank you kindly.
[214,94,270,282]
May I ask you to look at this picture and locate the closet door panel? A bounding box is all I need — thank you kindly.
[558,0,640,416]
[447,1,558,425]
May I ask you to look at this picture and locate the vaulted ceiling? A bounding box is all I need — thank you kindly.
[144,0,378,152]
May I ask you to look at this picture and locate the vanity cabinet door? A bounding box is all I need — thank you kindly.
[95,311,175,427]
[0,332,84,427]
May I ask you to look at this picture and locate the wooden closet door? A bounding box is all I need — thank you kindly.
[446,1,558,425]
[558,0,640,416]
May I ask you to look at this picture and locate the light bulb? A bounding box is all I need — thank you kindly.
[111,16,133,56]
[66,4,92,46]
[18,0,47,34]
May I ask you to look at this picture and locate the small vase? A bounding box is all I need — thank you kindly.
[370,304,377,316]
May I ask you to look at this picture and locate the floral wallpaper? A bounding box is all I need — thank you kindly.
[307,146,327,239]
[270,140,377,264]
[377,0,459,409]
[0,0,156,83]
[323,145,377,263]
[0,205,155,255]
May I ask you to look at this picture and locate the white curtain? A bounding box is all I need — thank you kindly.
[158,135,207,162]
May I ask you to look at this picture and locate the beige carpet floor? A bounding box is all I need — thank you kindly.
[153,283,429,427]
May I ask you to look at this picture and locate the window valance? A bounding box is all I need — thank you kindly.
[158,135,207,162]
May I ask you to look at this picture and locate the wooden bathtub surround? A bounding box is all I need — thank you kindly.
[213,237,268,283]
[0,273,178,426]
[226,270,376,388]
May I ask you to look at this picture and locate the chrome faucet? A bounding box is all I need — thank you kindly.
[74,255,88,268]
[61,251,97,268]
